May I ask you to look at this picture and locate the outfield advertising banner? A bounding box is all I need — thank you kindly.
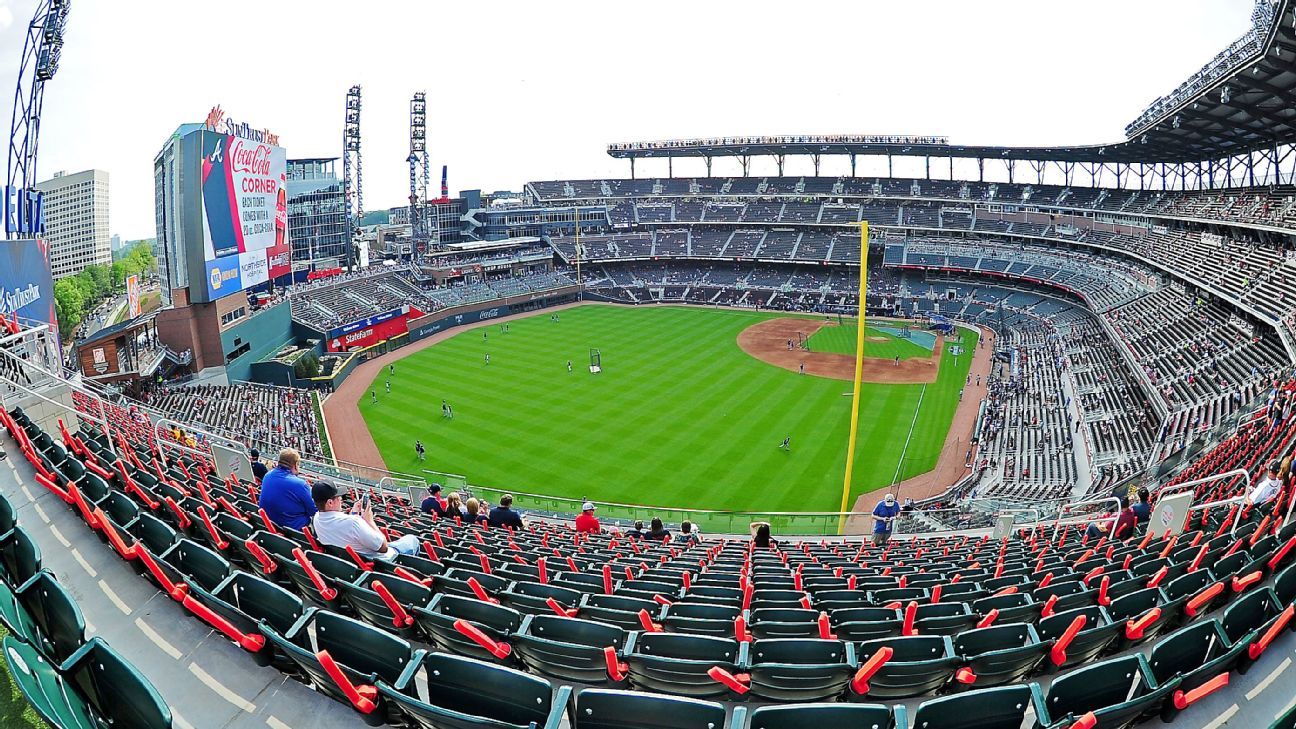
[194,111,287,302]
[327,306,411,340]
[410,304,512,342]
[126,275,141,318]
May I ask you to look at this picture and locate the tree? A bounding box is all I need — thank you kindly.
[54,279,85,337]
[110,260,126,289]
[293,352,321,379]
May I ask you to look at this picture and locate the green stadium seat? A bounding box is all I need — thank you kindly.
[186,571,310,668]
[750,608,820,639]
[661,602,742,637]
[413,593,523,661]
[623,632,746,699]
[1107,587,1172,648]
[514,613,632,685]
[746,702,903,729]
[3,635,172,729]
[913,602,977,636]
[1037,654,1180,729]
[273,549,362,611]
[971,593,1040,624]
[1220,587,1291,672]
[156,538,231,593]
[851,635,958,699]
[436,568,510,602]
[500,581,584,616]
[0,527,42,589]
[377,650,568,729]
[951,622,1049,689]
[1147,619,1248,721]
[0,570,86,667]
[262,609,419,724]
[911,684,1038,729]
[571,688,728,729]
[336,573,434,639]
[0,495,13,539]
[1036,605,1122,670]
[746,638,856,702]
[1275,561,1296,606]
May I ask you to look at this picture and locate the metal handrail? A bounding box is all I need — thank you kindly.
[1186,495,1249,539]
[1154,468,1250,500]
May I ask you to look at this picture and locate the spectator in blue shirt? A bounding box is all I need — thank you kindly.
[1130,487,1152,524]
[872,493,901,545]
[487,494,525,530]
[420,484,447,517]
[257,448,316,530]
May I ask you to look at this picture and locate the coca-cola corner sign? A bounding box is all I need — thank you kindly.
[197,105,289,300]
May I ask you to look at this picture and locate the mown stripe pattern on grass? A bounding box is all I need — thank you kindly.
[360,306,975,513]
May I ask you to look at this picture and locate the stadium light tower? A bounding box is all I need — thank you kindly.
[408,92,428,248]
[6,0,71,241]
[342,84,363,270]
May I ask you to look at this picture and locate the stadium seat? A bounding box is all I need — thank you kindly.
[501,581,584,616]
[623,632,746,698]
[972,593,1041,624]
[376,650,568,729]
[3,635,173,729]
[155,538,232,593]
[514,613,633,685]
[911,684,1037,729]
[263,610,419,723]
[828,607,901,641]
[335,573,433,639]
[1036,605,1122,670]
[913,602,977,636]
[951,622,1049,689]
[661,602,742,637]
[1220,587,1291,672]
[570,688,729,729]
[745,637,856,702]
[0,571,86,665]
[413,593,523,662]
[0,526,42,589]
[1107,587,1172,647]
[749,608,821,639]
[1037,654,1180,728]
[274,549,362,611]
[745,702,904,729]
[851,635,959,699]
[1147,619,1247,721]
[185,571,309,668]
[0,494,14,538]
[577,593,661,631]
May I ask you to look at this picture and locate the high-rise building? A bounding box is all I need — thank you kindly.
[287,158,348,269]
[34,169,111,279]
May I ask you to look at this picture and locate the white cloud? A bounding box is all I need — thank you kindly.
[0,3,14,32]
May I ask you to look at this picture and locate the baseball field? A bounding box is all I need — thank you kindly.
[357,305,975,514]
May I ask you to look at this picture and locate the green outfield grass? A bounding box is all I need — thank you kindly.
[806,323,932,360]
[359,305,975,515]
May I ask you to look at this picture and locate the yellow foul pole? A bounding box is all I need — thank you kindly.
[838,221,869,532]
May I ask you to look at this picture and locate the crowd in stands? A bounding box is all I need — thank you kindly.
[281,267,577,331]
[142,383,324,460]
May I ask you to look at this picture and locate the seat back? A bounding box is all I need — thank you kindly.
[15,572,86,665]
[572,689,727,729]
[0,527,42,588]
[514,614,630,684]
[380,651,560,729]
[1041,654,1180,728]
[746,638,855,702]
[62,638,173,729]
[912,685,1035,729]
[746,703,900,729]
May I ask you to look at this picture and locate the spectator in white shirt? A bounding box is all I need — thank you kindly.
[1248,463,1282,507]
[310,481,419,560]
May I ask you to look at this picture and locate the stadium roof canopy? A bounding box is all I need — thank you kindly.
[608,0,1296,167]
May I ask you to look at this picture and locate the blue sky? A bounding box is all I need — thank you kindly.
[0,0,1257,238]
